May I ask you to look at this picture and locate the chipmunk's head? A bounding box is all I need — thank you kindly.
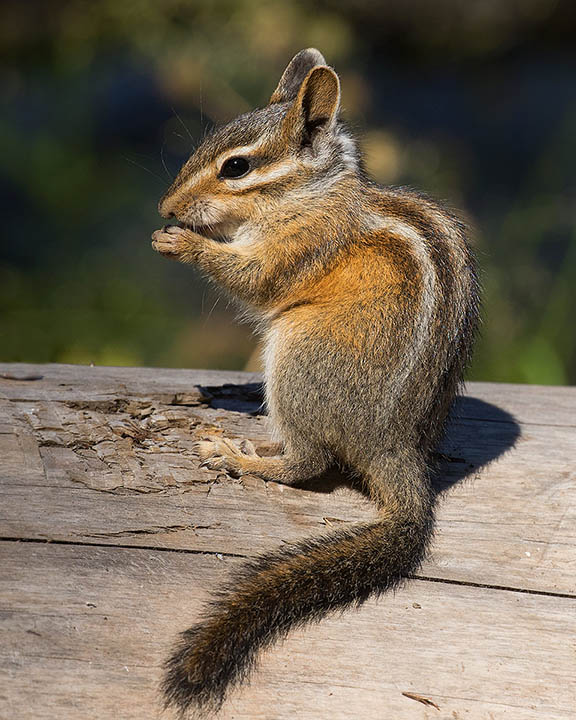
[158,48,359,237]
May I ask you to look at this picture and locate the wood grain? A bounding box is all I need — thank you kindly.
[0,363,575,719]
[2,542,574,720]
[1,364,574,593]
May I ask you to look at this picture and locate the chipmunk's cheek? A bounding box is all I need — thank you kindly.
[211,195,259,228]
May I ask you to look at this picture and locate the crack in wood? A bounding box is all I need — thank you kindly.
[1,537,574,600]
[0,536,248,558]
[81,524,220,538]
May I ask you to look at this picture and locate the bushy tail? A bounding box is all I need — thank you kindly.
[163,450,434,717]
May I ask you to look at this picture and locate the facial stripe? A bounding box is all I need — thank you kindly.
[172,138,273,197]
[221,158,300,191]
[215,137,270,167]
[179,164,213,191]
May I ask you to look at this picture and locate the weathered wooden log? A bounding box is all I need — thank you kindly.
[1,363,575,719]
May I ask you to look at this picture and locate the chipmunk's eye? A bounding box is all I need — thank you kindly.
[220,156,251,178]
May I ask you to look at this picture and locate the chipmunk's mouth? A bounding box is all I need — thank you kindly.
[178,221,229,242]
[178,221,210,236]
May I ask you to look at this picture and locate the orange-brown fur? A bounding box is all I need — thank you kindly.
[151,48,480,717]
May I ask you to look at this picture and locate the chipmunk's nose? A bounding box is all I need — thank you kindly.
[158,189,181,218]
[158,196,175,219]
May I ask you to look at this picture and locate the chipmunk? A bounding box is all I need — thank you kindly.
[152,48,480,717]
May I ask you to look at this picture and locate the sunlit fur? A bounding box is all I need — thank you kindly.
[152,48,480,717]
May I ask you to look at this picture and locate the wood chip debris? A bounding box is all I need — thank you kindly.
[402,692,440,710]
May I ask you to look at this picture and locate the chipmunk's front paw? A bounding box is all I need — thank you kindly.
[151,225,196,261]
[194,435,257,478]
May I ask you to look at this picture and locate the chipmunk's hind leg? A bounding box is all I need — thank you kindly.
[195,435,328,485]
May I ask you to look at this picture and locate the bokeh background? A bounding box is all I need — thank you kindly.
[1,0,575,384]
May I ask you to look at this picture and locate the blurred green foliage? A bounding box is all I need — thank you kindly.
[1,0,575,383]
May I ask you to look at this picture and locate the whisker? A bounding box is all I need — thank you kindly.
[171,106,195,146]
[199,79,204,131]
[160,142,172,180]
[123,156,168,185]
[205,295,221,324]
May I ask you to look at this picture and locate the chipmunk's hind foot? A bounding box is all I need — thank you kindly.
[195,435,327,485]
[195,436,256,478]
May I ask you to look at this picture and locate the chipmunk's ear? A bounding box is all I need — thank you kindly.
[283,65,341,144]
[269,48,327,104]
